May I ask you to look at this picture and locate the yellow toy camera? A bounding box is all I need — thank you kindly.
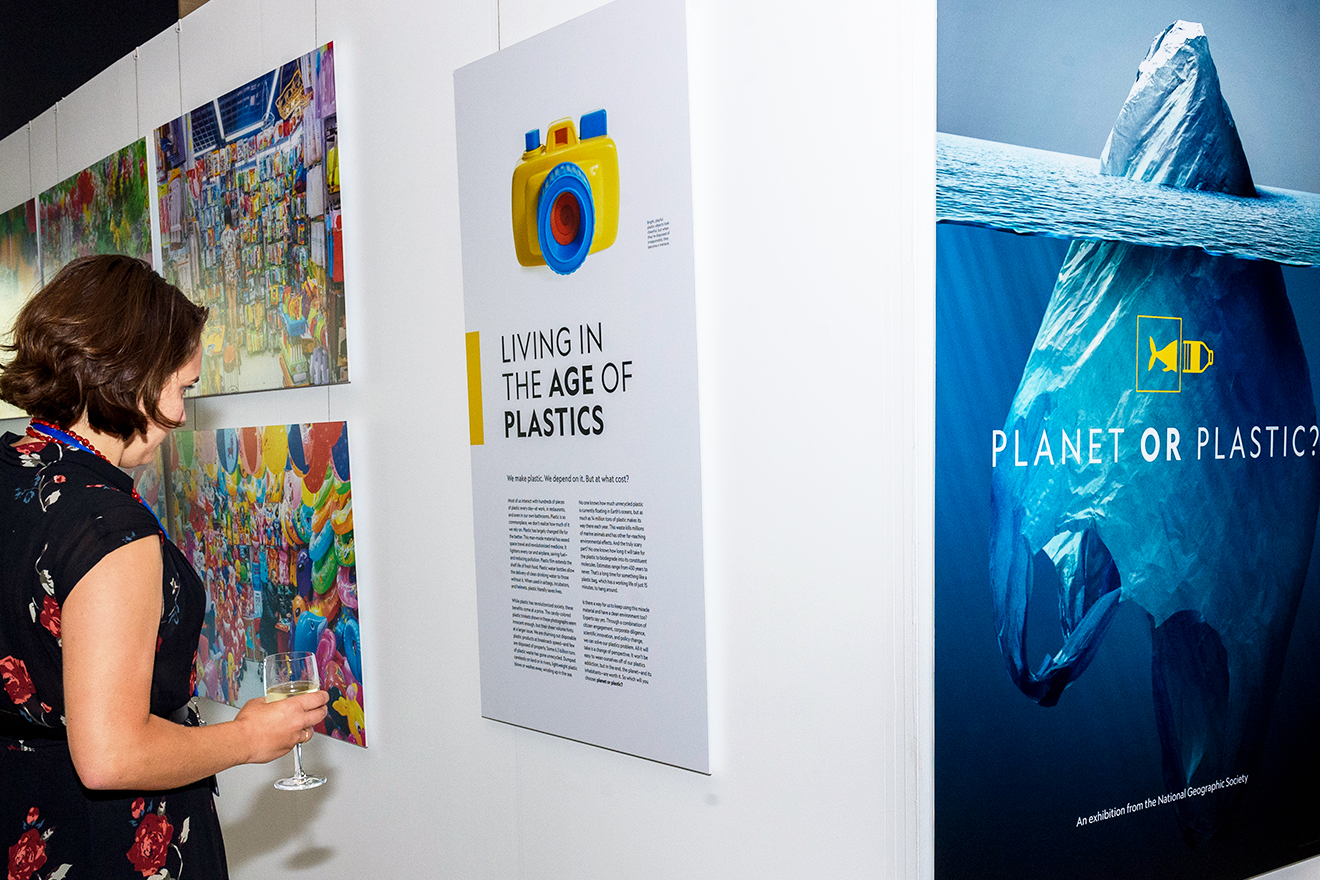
[511,110,619,275]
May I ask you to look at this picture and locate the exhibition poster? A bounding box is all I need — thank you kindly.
[936,8,1320,880]
[145,422,365,746]
[154,43,348,397]
[454,0,708,771]
[38,139,152,280]
[0,199,39,419]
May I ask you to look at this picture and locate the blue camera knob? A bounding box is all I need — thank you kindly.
[537,162,595,275]
[579,110,607,139]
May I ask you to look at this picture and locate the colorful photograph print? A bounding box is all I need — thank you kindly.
[153,422,364,746]
[0,199,40,419]
[154,43,348,397]
[38,139,152,280]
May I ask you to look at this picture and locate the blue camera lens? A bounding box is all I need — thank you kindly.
[537,162,595,275]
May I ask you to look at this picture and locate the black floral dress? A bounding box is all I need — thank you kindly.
[0,432,228,879]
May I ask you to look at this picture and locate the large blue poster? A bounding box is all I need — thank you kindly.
[936,6,1320,879]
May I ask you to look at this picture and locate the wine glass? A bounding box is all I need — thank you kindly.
[262,651,326,790]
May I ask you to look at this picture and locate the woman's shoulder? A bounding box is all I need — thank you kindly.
[4,437,160,544]
[7,483,160,607]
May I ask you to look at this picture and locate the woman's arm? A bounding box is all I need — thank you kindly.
[62,536,328,791]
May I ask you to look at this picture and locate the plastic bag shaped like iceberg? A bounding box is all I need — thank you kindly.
[990,21,1320,839]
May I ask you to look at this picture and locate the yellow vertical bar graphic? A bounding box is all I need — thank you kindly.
[466,331,484,446]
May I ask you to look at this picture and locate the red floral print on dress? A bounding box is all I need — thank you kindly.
[39,596,61,639]
[0,656,35,704]
[12,438,50,463]
[6,827,47,880]
[126,812,174,878]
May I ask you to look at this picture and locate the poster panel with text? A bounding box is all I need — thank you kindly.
[936,6,1320,879]
[455,0,708,772]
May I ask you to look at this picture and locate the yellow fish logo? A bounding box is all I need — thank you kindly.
[1149,337,1179,372]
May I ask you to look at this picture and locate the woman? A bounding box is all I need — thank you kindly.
[0,255,327,879]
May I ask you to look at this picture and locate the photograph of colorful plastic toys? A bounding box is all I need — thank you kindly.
[39,139,152,280]
[141,422,364,746]
[0,199,39,419]
[155,42,348,396]
[3,140,154,417]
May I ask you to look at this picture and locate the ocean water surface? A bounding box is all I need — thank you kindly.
[937,133,1320,267]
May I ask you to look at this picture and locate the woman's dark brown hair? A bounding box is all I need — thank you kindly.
[0,254,209,440]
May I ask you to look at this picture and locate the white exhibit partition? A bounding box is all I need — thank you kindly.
[49,53,139,183]
[5,0,1319,878]
[0,128,32,212]
[27,108,59,200]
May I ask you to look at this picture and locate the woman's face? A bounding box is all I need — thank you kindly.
[120,348,203,469]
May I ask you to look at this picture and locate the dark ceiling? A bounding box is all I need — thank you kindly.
[0,0,179,144]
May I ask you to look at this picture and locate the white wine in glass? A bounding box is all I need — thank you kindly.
[263,651,326,790]
[265,680,319,701]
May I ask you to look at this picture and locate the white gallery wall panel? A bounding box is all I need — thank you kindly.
[52,52,138,178]
[0,129,31,209]
[28,108,59,196]
[189,385,330,433]
[258,0,319,72]
[496,0,607,47]
[136,24,184,133]
[177,0,267,111]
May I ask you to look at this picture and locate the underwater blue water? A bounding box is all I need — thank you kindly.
[935,222,1320,880]
[937,133,1320,267]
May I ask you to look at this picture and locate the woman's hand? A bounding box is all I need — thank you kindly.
[233,690,330,764]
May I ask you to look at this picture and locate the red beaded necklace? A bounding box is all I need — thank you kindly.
[25,419,164,535]
[27,419,115,464]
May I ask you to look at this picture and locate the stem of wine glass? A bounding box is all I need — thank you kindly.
[291,742,307,781]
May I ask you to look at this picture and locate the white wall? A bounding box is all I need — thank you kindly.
[2,0,1315,877]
